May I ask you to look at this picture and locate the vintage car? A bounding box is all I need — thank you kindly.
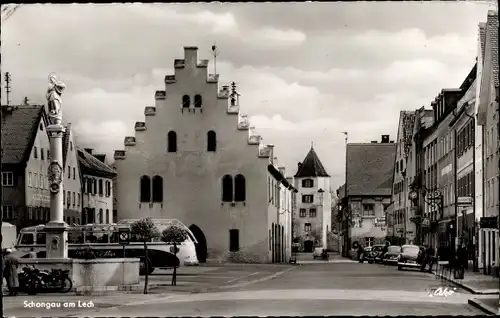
[382,245,401,265]
[364,245,385,264]
[397,245,424,270]
[358,246,372,263]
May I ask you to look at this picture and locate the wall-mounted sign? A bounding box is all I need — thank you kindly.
[457,196,473,207]
[374,218,386,227]
[480,217,498,229]
[32,194,50,203]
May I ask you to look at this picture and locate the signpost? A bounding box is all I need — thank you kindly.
[457,196,473,207]
[118,228,130,257]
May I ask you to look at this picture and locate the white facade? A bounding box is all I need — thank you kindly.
[62,126,83,225]
[475,23,484,224]
[25,115,51,222]
[82,174,114,224]
[294,176,332,250]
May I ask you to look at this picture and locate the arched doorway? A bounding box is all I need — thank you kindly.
[304,240,314,253]
[188,224,207,263]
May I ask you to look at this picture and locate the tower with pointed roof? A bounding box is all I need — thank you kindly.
[293,145,332,252]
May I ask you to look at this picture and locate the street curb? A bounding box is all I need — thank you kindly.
[468,298,498,315]
[432,271,499,295]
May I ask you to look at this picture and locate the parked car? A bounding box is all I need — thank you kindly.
[382,245,401,265]
[365,245,385,264]
[358,246,372,263]
[397,245,424,270]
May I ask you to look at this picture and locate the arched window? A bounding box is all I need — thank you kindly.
[207,131,216,152]
[98,179,103,196]
[167,131,177,152]
[92,178,97,194]
[140,175,151,202]
[194,94,202,108]
[182,95,190,108]
[234,174,246,202]
[152,175,163,202]
[222,175,233,202]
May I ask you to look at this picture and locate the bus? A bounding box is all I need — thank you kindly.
[15,221,199,275]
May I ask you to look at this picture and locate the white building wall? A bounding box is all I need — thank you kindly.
[25,118,51,221]
[82,174,114,224]
[475,30,484,224]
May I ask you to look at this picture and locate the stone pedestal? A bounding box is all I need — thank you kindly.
[44,222,69,259]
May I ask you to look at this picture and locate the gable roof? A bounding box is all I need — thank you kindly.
[62,123,72,167]
[1,105,46,165]
[294,146,330,178]
[346,143,396,196]
[77,147,116,178]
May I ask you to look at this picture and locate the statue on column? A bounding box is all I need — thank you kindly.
[46,73,66,125]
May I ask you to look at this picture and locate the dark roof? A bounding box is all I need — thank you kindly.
[62,123,72,167]
[294,146,330,178]
[486,11,498,87]
[77,147,116,178]
[1,105,46,165]
[346,143,396,196]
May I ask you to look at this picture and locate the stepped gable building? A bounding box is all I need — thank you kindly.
[293,146,332,252]
[113,46,295,264]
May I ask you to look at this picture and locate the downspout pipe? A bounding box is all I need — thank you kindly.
[454,128,458,259]
[464,112,478,272]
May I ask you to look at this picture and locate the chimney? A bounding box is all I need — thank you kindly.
[84,148,93,155]
[267,144,274,164]
[297,162,303,171]
[371,141,378,143]
[381,135,390,143]
[184,46,198,66]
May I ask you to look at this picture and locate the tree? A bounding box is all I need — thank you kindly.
[130,217,160,294]
[161,225,188,286]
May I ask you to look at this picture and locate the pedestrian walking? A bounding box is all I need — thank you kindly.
[28,248,37,259]
[4,249,20,296]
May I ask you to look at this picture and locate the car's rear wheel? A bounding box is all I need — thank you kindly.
[397,265,402,270]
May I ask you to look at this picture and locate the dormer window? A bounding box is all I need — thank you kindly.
[194,94,202,108]
[182,95,190,108]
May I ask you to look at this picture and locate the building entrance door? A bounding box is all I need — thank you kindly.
[304,240,314,253]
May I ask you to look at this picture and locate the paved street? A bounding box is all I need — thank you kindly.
[3,255,489,316]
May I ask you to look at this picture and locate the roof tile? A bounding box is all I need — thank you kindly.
[294,146,330,178]
[346,143,396,196]
[77,147,116,177]
[1,105,45,164]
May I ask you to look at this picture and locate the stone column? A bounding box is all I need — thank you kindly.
[44,73,69,259]
[45,123,69,259]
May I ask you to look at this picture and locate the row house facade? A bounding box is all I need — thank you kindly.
[62,123,83,225]
[1,105,51,229]
[476,10,499,276]
[391,111,417,245]
[78,148,117,225]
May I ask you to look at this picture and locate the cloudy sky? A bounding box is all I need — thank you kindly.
[1,2,496,191]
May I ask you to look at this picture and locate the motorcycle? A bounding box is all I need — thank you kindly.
[37,268,73,293]
[18,266,42,295]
